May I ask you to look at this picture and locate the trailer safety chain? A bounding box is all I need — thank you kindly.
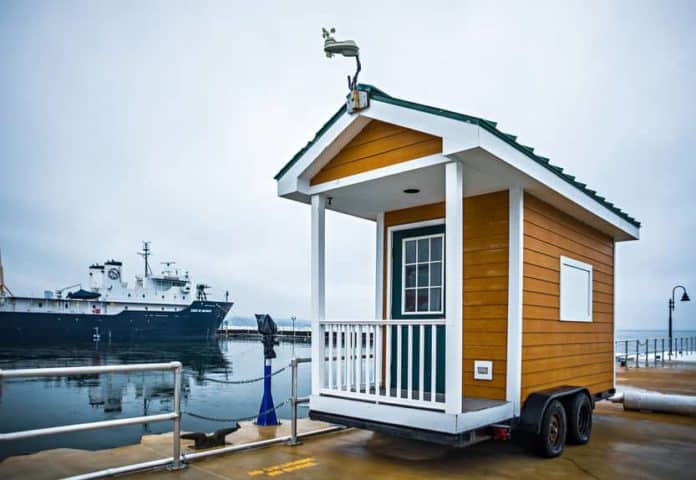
[192,366,288,385]
[184,399,290,423]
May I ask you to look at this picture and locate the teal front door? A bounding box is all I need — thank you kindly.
[390,225,446,396]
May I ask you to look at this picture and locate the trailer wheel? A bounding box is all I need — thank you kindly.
[567,392,592,445]
[536,400,567,458]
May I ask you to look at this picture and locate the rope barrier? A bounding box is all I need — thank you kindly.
[192,366,288,385]
[184,399,290,423]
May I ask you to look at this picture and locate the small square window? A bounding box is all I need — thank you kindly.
[560,256,593,322]
[401,233,445,315]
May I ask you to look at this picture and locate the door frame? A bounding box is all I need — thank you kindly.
[386,218,445,321]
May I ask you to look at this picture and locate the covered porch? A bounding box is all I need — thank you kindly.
[306,154,519,434]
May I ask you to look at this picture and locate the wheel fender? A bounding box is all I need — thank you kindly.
[518,386,592,434]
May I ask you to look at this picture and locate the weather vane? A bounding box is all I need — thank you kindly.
[322,27,368,112]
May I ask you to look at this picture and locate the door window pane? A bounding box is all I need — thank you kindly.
[431,237,442,261]
[405,265,417,288]
[417,265,429,287]
[429,288,442,311]
[417,288,429,311]
[404,290,416,312]
[418,239,429,262]
[430,262,442,287]
[405,240,417,264]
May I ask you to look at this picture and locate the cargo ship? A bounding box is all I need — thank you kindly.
[0,242,232,343]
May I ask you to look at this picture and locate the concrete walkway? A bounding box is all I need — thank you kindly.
[2,367,695,480]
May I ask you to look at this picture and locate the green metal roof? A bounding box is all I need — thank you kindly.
[275,84,640,228]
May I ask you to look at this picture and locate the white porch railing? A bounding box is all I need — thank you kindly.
[318,319,447,411]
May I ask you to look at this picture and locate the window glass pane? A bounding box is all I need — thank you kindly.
[405,265,417,288]
[417,264,429,287]
[405,240,417,264]
[430,262,442,287]
[431,237,442,261]
[404,289,416,312]
[430,287,442,311]
[417,288,429,311]
[418,239,429,262]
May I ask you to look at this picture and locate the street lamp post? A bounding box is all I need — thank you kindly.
[668,285,690,359]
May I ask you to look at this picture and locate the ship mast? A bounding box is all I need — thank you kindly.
[138,241,153,278]
[0,249,14,297]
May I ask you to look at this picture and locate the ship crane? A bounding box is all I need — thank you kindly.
[55,283,81,299]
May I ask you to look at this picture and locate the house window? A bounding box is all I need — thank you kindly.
[560,256,593,322]
[402,234,444,314]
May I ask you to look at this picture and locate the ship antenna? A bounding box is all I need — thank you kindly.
[138,241,153,278]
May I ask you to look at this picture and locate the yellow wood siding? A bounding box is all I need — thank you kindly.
[310,120,442,186]
[462,191,509,401]
[521,193,615,401]
[382,191,509,401]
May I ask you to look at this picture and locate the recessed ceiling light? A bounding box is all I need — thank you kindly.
[403,188,420,194]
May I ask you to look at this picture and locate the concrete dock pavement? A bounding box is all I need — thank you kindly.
[1,367,696,480]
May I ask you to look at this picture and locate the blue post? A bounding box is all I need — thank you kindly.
[256,359,279,426]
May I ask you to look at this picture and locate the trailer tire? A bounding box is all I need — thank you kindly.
[536,400,567,458]
[567,392,592,445]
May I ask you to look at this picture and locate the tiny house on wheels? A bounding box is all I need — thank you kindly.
[274,84,640,457]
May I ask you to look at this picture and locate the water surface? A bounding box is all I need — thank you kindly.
[0,338,310,460]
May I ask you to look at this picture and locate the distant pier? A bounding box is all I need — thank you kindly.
[217,325,311,342]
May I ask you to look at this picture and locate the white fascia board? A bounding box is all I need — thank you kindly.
[477,128,640,240]
[276,111,366,197]
[363,100,480,155]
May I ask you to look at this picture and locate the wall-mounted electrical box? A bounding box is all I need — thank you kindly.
[474,360,493,381]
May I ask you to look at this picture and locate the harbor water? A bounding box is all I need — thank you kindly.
[0,337,311,460]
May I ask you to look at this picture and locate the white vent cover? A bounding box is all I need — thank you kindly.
[474,360,493,381]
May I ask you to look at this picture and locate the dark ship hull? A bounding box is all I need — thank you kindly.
[0,301,231,344]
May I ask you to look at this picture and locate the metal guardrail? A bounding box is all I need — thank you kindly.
[288,357,312,446]
[616,336,696,368]
[0,362,185,472]
[0,357,339,479]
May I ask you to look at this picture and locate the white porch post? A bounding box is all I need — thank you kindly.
[506,187,524,416]
[445,161,463,414]
[375,213,385,320]
[310,194,326,396]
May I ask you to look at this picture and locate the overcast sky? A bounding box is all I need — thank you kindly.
[1,0,694,330]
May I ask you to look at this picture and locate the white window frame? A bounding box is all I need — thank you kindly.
[401,233,445,315]
[559,255,593,322]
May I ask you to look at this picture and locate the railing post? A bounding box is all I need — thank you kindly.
[635,339,640,368]
[169,361,185,471]
[654,338,657,367]
[662,338,665,365]
[624,340,628,368]
[288,358,301,446]
[645,340,648,368]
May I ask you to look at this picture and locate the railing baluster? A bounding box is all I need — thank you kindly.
[338,325,342,386]
[396,325,402,399]
[418,324,425,401]
[431,325,437,403]
[376,324,382,397]
[347,324,353,391]
[385,325,391,398]
[327,324,333,389]
[407,324,413,400]
[356,324,363,393]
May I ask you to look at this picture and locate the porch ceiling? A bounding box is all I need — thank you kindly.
[314,147,635,240]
